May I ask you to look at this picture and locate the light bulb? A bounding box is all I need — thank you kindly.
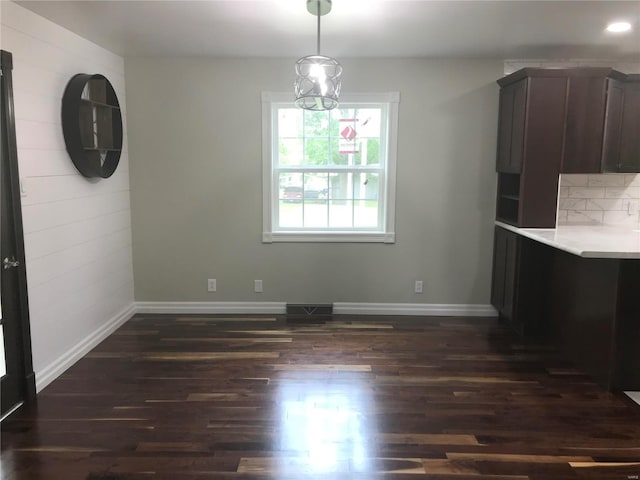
[309,63,328,96]
[606,21,632,33]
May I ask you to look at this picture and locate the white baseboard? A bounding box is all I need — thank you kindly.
[35,303,136,393]
[135,301,497,317]
[135,301,287,315]
[334,302,497,316]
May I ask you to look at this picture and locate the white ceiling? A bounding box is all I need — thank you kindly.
[12,0,640,60]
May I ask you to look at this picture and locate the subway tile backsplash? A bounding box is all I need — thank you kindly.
[557,174,640,228]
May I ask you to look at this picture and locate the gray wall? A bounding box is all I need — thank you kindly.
[125,57,501,305]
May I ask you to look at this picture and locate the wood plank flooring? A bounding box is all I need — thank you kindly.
[2,314,640,480]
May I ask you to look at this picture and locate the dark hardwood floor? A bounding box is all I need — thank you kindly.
[2,314,640,480]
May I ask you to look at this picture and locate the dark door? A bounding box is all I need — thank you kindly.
[1,50,35,419]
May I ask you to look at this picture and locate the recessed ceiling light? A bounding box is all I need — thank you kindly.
[606,21,632,33]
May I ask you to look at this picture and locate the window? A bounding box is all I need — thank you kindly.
[262,92,399,243]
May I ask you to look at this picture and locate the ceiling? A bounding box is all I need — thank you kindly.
[12,0,640,60]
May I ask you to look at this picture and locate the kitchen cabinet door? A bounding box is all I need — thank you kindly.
[562,76,608,173]
[491,226,518,321]
[496,78,527,174]
[491,226,552,337]
[602,79,625,172]
[618,80,640,172]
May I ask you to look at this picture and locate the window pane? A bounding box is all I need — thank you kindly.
[278,108,303,137]
[364,138,381,166]
[330,138,348,165]
[304,138,329,165]
[329,200,353,228]
[279,172,303,227]
[279,138,303,166]
[354,173,379,200]
[333,108,383,162]
[329,172,351,200]
[329,109,341,137]
[303,201,328,227]
[280,172,303,201]
[354,200,379,228]
[304,173,328,200]
[356,108,382,138]
[304,110,330,137]
[336,108,356,120]
[279,201,303,227]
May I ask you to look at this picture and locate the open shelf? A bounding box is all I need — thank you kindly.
[62,74,122,178]
[496,173,521,225]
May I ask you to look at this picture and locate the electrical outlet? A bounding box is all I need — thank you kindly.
[207,279,216,292]
[254,279,263,293]
[414,280,423,294]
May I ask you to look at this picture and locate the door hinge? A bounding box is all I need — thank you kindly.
[3,257,20,270]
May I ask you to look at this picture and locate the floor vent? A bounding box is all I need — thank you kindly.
[286,303,333,323]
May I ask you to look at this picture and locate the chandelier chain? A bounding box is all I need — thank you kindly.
[316,0,321,55]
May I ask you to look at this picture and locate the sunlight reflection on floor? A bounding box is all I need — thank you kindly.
[276,376,375,475]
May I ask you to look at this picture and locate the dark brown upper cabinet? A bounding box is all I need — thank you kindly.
[496,69,569,227]
[562,70,626,173]
[558,68,638,174]
[496,78,527,174]
[495,68,639,228]
[604,76,640,173]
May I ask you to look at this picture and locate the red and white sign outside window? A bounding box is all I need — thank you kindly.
[339,118,359,154]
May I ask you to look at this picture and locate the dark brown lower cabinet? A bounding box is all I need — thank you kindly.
[491,225,640,391]
[490,226,551,337]
[490,226,516,320]
[548,252,640,391]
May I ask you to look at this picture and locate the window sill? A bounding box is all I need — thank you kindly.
[262,232,395,243]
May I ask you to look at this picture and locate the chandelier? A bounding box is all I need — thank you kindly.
[294,0,342,111]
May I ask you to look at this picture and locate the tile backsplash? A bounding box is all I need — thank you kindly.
[557,174,640,228]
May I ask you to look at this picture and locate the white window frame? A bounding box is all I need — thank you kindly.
[261,91,399,243]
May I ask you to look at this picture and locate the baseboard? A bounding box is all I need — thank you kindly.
[334,302,498,317]
[35,303,136,393]
[135,301,497,317]
[135,301,287,315]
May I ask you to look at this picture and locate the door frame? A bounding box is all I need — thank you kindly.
[1,49,36,416]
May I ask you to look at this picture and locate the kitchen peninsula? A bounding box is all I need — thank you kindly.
[494,222,640,391]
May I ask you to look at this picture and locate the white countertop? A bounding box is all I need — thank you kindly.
[495,222,640,259]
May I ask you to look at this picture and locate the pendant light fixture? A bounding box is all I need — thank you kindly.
[294,0,342,111]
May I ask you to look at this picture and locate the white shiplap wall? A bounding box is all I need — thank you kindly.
[0,2,135,391]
